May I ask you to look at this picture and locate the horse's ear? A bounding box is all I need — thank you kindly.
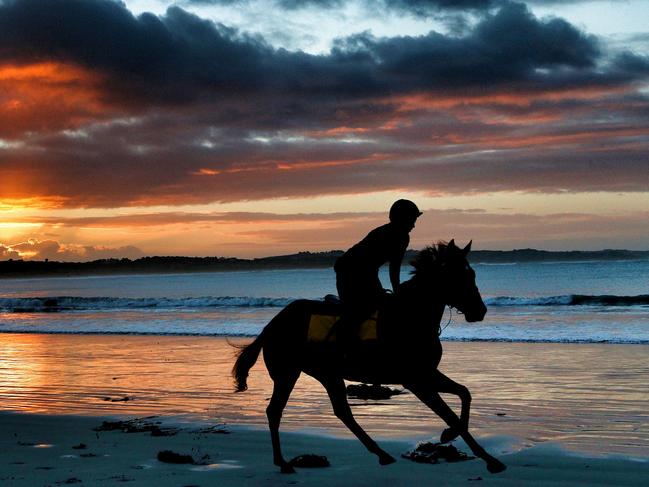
[463,240,472,255]
[449,239,456,249]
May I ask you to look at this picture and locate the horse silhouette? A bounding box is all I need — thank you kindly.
[233,240,506,474]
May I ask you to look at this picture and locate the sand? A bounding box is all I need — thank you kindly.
[1,333,648,485]
[1,412,648,486]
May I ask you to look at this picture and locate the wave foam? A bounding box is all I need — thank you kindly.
[2,293,648,313]
[0,296,295,312]
[485,294,649,307]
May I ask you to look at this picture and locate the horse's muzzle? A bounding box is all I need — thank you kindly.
[464,303,487,322]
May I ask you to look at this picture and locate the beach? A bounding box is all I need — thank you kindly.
[1,334,648,485]
[3,411,649,486]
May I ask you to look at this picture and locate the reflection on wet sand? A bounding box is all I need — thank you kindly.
[1,333,647,457]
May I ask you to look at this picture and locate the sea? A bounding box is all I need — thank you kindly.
[1,259,648,344]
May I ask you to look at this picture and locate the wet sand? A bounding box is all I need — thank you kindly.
[2,334,648,455]
[1,333,648,484]
[2,411,649,486]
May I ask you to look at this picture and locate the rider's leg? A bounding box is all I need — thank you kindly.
[334,274,377,350]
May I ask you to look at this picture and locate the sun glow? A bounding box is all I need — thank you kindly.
[0,223,41,229]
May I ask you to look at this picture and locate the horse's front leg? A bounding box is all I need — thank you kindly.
[429,370,472,443]
[405,382,506,474]
[320,376,396,466]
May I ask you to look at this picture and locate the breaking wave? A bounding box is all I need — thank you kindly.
[0,296,295,312]
[485,295,649,307]
[1,294,648,313]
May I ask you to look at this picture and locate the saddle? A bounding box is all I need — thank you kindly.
[307,294,379,343]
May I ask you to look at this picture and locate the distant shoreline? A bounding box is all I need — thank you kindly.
[1,249,648,278]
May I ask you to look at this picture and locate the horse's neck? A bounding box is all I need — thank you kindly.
[398,278,446,326]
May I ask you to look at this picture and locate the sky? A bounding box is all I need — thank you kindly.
[1,0,648,260]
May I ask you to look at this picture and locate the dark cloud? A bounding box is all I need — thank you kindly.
[1,0,648,208]
[611,51,649,76]
[0,0,272,104]
[0,0,626,106]
[333,3,600,91]
[182,0,633,17]
[276,0,344,8]
[374,0,497,17]
[371,0,636,17]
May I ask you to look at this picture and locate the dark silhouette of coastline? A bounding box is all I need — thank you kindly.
[1,249,648,278]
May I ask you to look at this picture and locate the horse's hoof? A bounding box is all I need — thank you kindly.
[487,459,507,474]
[280,463,297,474]
[379,453,397,465]
[440,427,459,443]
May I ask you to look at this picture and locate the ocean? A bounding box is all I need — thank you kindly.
[1,259,648,344]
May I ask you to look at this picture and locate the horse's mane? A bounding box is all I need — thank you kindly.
[410,241,450,280]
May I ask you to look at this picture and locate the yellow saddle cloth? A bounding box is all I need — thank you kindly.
[307,312,378,343]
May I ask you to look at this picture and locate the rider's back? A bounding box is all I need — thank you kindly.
[334,223,409,273]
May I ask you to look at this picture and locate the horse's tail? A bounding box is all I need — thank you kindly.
[232,300,307,392]
[232,329,266,392]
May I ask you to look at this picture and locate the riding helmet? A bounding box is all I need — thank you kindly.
[389,199,423,222]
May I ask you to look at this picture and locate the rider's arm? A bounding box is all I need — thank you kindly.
[389,233,409,292]
[389,257,402,292]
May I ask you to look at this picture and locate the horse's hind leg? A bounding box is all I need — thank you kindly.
[428,370,472,443]
[267,371,300,474]
[406,383,506,474]
[320,376,396,466]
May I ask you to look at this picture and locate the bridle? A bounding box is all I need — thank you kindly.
[438,305,464,336]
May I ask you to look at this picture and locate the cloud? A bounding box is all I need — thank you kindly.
[243,207,649,251]
[0,244,21,259]
[0,0,630,105]
[5,205,649,258]
[5,238,145,261]
[3,0,643,110]
[0,0,648,208]
[332,4,601,91]
[3,85,647,208]
[182,0,641,17]
[10,210,377,227]
[0,0,273,105]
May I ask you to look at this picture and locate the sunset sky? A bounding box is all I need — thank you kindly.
[1,0,648,260]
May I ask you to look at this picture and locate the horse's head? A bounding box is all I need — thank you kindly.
[411,240,487,322]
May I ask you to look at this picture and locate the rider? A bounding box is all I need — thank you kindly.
[333,199,422,347]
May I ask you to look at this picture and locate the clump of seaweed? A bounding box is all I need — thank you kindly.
[402,441,475,464]
[94,417,178,437]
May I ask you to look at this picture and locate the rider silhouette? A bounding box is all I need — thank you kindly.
[333,199,422,347]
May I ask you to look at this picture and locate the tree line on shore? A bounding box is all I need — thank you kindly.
[1,249,648,278]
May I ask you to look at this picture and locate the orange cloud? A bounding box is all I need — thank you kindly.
[390,86,633,112]
[3,238,144,262]
[0,62,114,137]
[275,154,386,171]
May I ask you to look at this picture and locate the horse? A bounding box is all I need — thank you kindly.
[232,240,507,474]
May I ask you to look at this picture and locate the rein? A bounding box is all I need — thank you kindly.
[439,305,454,336]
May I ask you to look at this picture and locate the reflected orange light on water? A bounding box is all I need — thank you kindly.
[0,333,49,412]
[0,334,648,456]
